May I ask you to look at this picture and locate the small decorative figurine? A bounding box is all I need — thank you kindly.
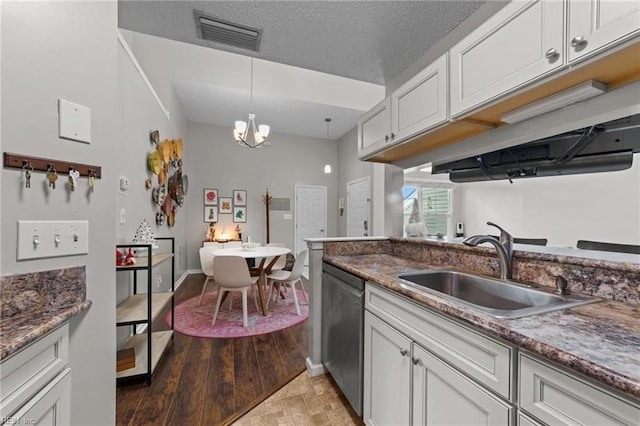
[404,198,428,237]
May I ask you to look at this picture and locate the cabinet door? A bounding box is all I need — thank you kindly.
[391,54,448,141]
[411,344,513,426]
[10,369,71,426]
[450,0,565,117]
[519,354,640,425]
[568,0,640,62]
[358,97,391,159]
[363,312,411,426]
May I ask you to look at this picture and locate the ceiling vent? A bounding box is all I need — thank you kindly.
[194,10,262,52]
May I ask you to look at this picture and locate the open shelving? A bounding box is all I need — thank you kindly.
[115,237,174,384]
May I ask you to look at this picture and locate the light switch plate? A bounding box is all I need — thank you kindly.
[59,99,91,143]
[17,220,89,260]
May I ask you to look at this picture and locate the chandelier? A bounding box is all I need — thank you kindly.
[233,57,270,148]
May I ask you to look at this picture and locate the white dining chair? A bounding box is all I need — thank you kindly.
[265,242,288,272]
[211,256,260,327]
[198,244,219,305]
[266,250,308,316]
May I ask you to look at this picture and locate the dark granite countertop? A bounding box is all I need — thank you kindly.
[1,266,91,361]
[0,300,92,361]
[324,253,640,400]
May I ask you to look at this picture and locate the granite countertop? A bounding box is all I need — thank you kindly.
[1,266,91,361]
[324,253,640,400]
[0,301,92,361]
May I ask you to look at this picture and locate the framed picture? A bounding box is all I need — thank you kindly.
[219,197,233,214]
[233,189,247,206]
[204,188,218,206]
[233,206,247,223]
[204,206,218,223]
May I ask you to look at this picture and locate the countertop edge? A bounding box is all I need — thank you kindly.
[323,256,640,400]
[0,300,92,361]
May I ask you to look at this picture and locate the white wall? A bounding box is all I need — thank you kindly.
[1,2,117,424]
[116,34,189,344]
[455,157,640,247]
[185,122,338,270]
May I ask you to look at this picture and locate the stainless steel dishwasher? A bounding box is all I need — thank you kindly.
[321,262,365,416]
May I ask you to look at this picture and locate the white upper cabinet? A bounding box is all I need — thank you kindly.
[357,97,391,159]
[450,0,565,117]
[568,0,640,62]
[391,54,448,142]
[358,54,448,160]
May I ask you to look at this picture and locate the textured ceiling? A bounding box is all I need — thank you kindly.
[118,1,486,140]
[118,0,484,85]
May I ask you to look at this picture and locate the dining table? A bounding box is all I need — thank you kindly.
[210,245,291,316]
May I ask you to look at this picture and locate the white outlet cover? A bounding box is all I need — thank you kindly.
[59,99,91,143]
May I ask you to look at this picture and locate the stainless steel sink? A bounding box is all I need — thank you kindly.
[397,270,599,319]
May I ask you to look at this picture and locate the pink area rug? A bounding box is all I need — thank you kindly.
[167,289,308,338]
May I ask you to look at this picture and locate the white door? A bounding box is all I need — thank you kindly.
[347,177,370,237]
[294,185,327,261]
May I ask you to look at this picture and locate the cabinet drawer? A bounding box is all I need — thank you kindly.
[0,324,69,417]
[519,353,640,425]
[365,284,513,400]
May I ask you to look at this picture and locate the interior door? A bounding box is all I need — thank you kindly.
[295,185,327,263]
[347,177,370,237]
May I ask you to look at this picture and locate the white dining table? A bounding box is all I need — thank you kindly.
[211,246,290,316]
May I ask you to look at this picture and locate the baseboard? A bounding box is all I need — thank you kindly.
[305,357,326,377]
[186,268,203,275]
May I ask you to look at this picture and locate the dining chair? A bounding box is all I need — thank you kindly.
[266,250,308,316]
[198,245,219,305]
[266,242,287,272]
[211,256,260,327]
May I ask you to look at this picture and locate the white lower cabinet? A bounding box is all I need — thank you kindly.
[363,282,640,426]
[412,344,513,426]
[519,353,640,425]
[0,325,71,425]
[363,312,411,425]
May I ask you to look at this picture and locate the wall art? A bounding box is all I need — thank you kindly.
[233,206,247,223]
[233,189,247,206]
[204,206,218,223]
[219,197,233,214]
[204,188,218,205]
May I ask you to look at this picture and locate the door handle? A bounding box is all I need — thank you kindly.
[363,220,368,231]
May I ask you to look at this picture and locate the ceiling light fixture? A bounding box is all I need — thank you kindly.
[234,57,270,148]
[325,117,332,138]
[501,80,607,124]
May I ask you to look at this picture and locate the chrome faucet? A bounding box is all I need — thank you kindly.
[463,222,514,279]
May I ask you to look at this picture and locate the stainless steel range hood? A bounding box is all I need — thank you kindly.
[432,113,640,183]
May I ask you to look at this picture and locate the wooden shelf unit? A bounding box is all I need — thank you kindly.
[115,237,175,384]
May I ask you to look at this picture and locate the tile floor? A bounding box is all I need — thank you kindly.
[232,371,363,426]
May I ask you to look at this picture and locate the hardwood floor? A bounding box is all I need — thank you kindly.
[116,274,309,426]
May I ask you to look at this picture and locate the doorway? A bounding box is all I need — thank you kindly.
[347,177,370,237]
[294,185,327,262]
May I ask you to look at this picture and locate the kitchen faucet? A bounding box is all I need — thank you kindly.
[463,221,514,279]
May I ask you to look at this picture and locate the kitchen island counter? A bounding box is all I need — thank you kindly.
[324,252,640,400]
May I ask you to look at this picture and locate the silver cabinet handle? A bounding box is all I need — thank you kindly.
[411,357,423,366]
[385,134,390,142]
[545,48,559,60]
[319,229,325,233]
[399,348,409,357]
[571,36,587,48]
[390,132,396,140]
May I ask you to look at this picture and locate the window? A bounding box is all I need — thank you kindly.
[403,185,452,237]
